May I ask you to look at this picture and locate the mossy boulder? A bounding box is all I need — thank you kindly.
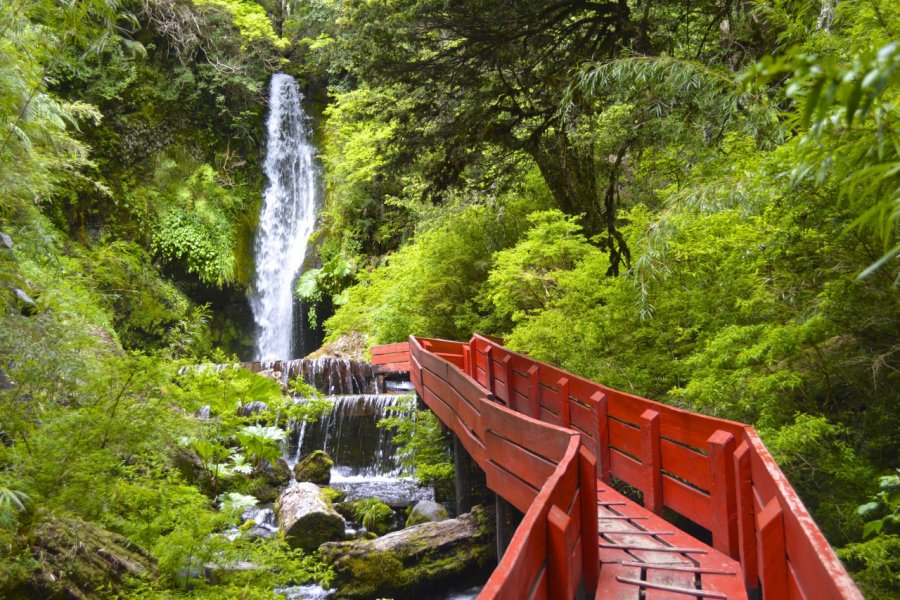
[353,498,396,535]
[319,505,495,599]
[294,450,333,484]
[277,482,346,551]
[256,457,292,487]
[405,500,449,527]
[12,514,156,599]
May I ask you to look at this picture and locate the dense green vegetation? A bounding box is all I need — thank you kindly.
[0,0,897,597]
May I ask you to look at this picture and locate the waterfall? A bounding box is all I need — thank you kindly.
[251,73,319,361]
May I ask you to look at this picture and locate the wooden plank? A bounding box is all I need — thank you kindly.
[484,460,539,513]
[757,498,789,600]
[608,418,641,459]
[660,474,713,530]
[501,355,514,406]
[641,409,663,515]
[370,341,409,355]
[708,430,739,559]
[484,430,557,489]
[527,365,541,419]
[660,437,711,491]
[485,346,495,394]
[480,398,572,463]
[596,563,642,599]
[369,350,410,364]
[609,448,643,489]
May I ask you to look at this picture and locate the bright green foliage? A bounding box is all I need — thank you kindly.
[858,471,900,539]
[194,0,288,49]
[378,397,453,491]
[236,425,287,467]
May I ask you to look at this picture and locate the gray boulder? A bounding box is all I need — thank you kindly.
[405,500,449,528]
[0,231,12,250]
[320,505,494,599]
[277,482,345,551]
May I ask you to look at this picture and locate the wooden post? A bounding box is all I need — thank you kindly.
[453,434,474,515]
[708,430,739,559]
[548,505,574,599]
[558,377,571,427]
[640,409,663,514]
[462,345,472,378]
[735,441,759,591]
[502,354,514,408]
[485,346,495,395]
[757,498,788,599]
[579,446,600,596]
[528,365,540,419]
[592,391,610,483]
[495,493,513,562]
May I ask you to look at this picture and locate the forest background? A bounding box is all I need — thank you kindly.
[0,0,897,597]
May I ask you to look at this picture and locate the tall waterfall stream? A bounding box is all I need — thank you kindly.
[251,73,319,362]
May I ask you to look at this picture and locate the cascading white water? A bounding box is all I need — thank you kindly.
[251,73,319,361]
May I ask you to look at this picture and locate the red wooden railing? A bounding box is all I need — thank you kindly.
[382,334,862,600]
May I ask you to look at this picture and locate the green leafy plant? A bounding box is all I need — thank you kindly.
[236,425,286,467]
[858,471,900,539]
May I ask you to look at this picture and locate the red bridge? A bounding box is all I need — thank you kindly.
[371,335,862,600]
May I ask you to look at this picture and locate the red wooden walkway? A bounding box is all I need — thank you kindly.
[371,335,862,600]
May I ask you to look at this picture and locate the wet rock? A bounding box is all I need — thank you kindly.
[294,450,333,485]
[194,405,211,420]
[307,331,369,362]
[277,482,346,551]
[256,457,292,488]
[14,515,156,598]
[14,288,36,314]
[254,483,279,503]
[406,500,449,528]
[0,231,12,250]
[320,505,494,599]
[0,367,12,390]
[237,400,269,417]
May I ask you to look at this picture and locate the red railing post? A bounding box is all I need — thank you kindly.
[528,364,541,419]
[485,346,495,396]
[735,441,759,591]
[558,377,571,427]
[592,391,610,483]
[708,430,739,559]
[640,409,663,514]
[548,505,574,599]
[757,498,789,598]
[502,354,514,408]
[579,445,600,595]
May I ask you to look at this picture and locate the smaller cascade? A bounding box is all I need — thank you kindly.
[247,357,382,395]
[285,394,413,478]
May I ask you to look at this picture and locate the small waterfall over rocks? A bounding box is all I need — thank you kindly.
[256,357,382,395]
[251,73,320,361]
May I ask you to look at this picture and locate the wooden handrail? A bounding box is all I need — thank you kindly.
[381,335,862,600]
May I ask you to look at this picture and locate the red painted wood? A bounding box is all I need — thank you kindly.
[484,430,557,489]
[735,442,759,591]
[579,447,600,595]
[608,418,641,459]
[549,505,574,599]
[659,437,711,491]
[558,377,571,428]
[404,335,860,600]
[708,430,739,559]
[594,392,611,483]
[640,409,663,515]
[370,341,409,355]
[369,350,409,364]
[757,498,789,600]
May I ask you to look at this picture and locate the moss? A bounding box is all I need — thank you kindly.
[321,487,346,504]
[293,450,334,485]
